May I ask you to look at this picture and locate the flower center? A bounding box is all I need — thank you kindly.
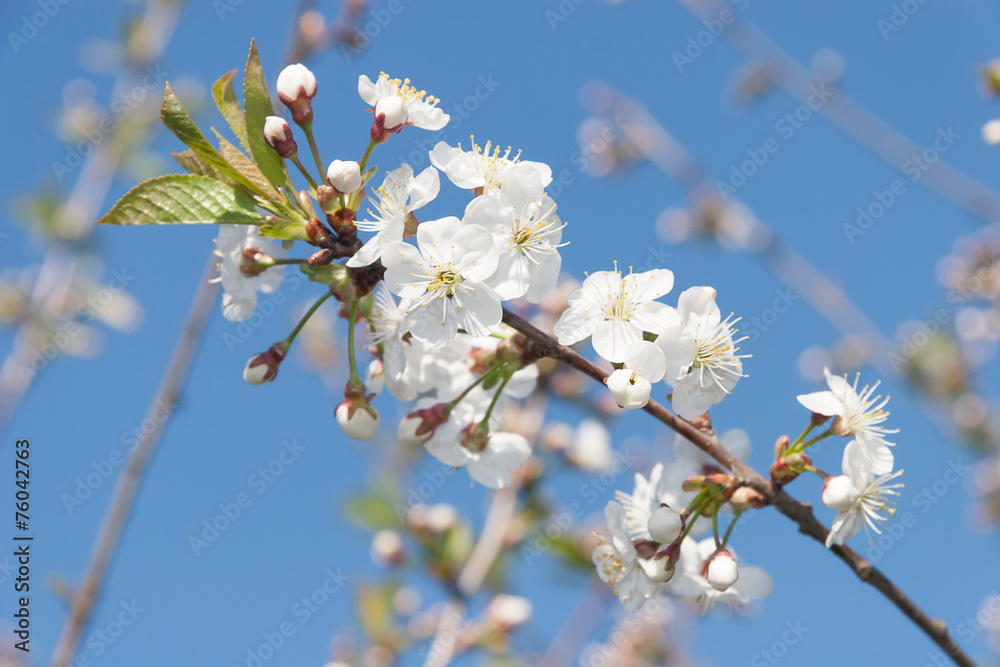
[509,204,568,264]
[691,312,749,391]
[428,267,461,296]
[379,72,439,107]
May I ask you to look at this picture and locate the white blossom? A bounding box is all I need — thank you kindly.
[358,72,449,131]
[797,367,898,474]
[823,440,904,548]
[656,285,748,419]
[554,264,678,363]
[592,501,657,611]
[211,225,286,322]
[348,164,440,268]
[462,167,565,302]
[430,138,552,194]
[383,217,501,347]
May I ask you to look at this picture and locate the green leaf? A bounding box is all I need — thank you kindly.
[259,218,310,242]
[298,262,346,283]
[211,70,251,153]
[95,175,261,226]
[243,40,292,191]
[171,150,234,184]
[213,129,274,195]
[160,83,262,195]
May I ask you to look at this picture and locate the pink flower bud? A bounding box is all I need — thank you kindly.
[397,403,451,446]
[243,343,287,385]
[705,549,739,592]
[276,63,317,124]
[263,116,297,158]
[326,159,362,194]
[336,397,379,440]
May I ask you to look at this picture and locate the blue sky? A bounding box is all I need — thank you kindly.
[2,0,1000,665]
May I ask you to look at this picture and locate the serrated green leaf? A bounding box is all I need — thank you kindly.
[243,40,292,191]
[298,262,346,283]
[212,70,251,153]
[95,175,261,226]
[160,83,261,195]
[171,150,234,185]
[213,128,273,195]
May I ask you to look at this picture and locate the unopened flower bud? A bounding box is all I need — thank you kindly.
[705,549,739,592]
[263,116,297,158]
[729,486,767,510]
[326,159,363,194]
[822,475,860,511]
[425,503,458,533]
[606,368,652,409]
[371,528,404,567]
[647,505,684,545]
[276,63,317,124]
[398,403,451,446]
[486,594,533,631]
[648,543,681,583]
[375,97,407,129]
[773,434,791,459]
[336,396,379,440]
[811,411,831,426]
[770,460,798,485]
[243,342,287,385]
[239,248,275,277]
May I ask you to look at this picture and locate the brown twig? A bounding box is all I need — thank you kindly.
[50,256,218,667]
[501,308,976,667]
[674,0,1000,225]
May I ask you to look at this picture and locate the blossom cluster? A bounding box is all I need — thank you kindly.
[117,57,908,618]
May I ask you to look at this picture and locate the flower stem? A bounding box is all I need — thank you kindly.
[712,507,721,549]
[301,122,326,180]
[290,155,319,190]
[269,258,307,266]
[346,300,362,390]
[358,139,377,173]
[798,430,833,451]
[285,291,332,349]
[790,421,816,448]
[720,509,743,549]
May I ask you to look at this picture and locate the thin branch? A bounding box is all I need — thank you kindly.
[50,256,219,667]
[501,307,976,667]
[674,0,1000,224]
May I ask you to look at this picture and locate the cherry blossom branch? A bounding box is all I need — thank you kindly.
[501,308,977,667]
[51,257,219,667]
